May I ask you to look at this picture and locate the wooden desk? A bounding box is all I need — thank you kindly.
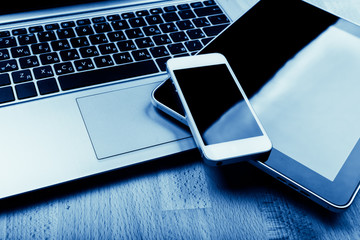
[1,0,360,239]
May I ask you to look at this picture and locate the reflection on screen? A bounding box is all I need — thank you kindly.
[174,64,263,145]
[251,21,360,181]
[199,0,360,182]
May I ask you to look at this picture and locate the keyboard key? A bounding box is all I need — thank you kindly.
[191,2,204,8]
[94,55,114,68]
[94,23,112,33]
[45,23,60,30]
[0,49,10,60]
[51,39,71,51]
[164,6,176,12]
[98,43,118,54]
[54,62,75,75]
[113,52,133,64]
[37,78,59,95]
[201,37,214,45]
[33,66,54,79]
[89,34,108,45]
[106,14,120,21]
[75,25,94,36]
[60,49,80,61]
[111,20,130,30]
[0,32,10,38]
[203,24,228,36]
[107,31,126,42]
[37,31,57,42]
[79,46,99,58]
[136,10,149,17]
[178,10,196,19]
[76,19,91,25]
[92,16,106,23]
[187,29,205,39]
[40,52,60,64]
[185,40,203,51]
[74,58,95,71]
[0,86,15,104]
[0,37,17,48]
[15,82,37,100]
[129,18,147,28]
[58,60,158,91]
[121,12,135,19]
[178,4,190,10]
[192,17,211,27]
[150,8,163,15]
[145,15,163,25]
[150,46,169,58]
[132,49,151,61]
[11,46,31,58]
[18,34,36,45]
[12,28,27,35]
[117,40,136,51]
[194,6,222,17]
[153,34,172,45]
[0,60,18,73]
[70,37,90,47]
[162,12,180,22]
[0,30,10,37]
[12,70,33,83]
[176,20,194,30]
[135,37,154,48]
[160,23,178,33]
[31,43,51,54]
[57,28,76,39]
[142,26,161,36]
[170,32,188,42]
[125,28,144,39]
[29,25,44,33]
[19,56,40,69]
[0,73,11,86]
[167,43,187,54]
[208,14,230,25]
[204,0,216,6]
[0,31,11,37]
[60,21,75,28]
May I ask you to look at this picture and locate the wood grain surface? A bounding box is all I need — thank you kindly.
[1,0,360,239]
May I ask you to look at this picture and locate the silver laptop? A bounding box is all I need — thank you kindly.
[0,0,239,198]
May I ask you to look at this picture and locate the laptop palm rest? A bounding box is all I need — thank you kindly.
[77,82,191,160]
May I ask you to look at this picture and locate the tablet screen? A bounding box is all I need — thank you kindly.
[200,0,360,182]
[154,0,360,205]
[251,21,360,181]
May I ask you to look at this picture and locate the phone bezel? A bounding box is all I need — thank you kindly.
[166,53,272,165]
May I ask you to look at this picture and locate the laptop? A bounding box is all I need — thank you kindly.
[0,0,239,199]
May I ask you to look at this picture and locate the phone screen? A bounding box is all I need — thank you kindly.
[174,64,263,145]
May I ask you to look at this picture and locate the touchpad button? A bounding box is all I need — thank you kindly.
[77,83,191,160]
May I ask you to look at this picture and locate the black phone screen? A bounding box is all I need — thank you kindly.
[174,64,262,145]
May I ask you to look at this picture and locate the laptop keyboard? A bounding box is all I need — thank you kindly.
[0,0,230,105]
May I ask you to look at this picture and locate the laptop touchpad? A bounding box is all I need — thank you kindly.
[77,82,191,160]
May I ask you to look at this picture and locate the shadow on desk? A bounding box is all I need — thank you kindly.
[0,149,353,238]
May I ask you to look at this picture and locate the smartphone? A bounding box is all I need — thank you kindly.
[166,53,272,166]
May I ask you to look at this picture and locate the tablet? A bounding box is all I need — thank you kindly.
[151,0,360,211]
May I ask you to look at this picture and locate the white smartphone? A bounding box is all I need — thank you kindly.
[167,53,272,166]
